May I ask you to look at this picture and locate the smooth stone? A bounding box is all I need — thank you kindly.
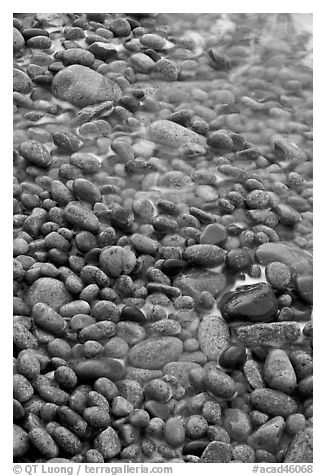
[145,401,170,421]
[183,244,226,267]
[197,314,230,360]
[182,440,209,457]
[94,427,121,459]
[149,120,206,148]
[19,140,51,168]
[273,204,302,226]
[200,223,227,245]
[219,343,247,369]
[13,27,25,51]
[119,305,146,324]
[125,367,163,386]
[64,202,99,233]
[264,349,297,394]
[52,65,122,107]
[232,322,301,346]
[250,389,297,417]
[243,359,265,389]
[99,246,136,278]
[173,269,226,300]
[70,357,125,382]
[200,441,232,462]
[13,68,33,93]
[13,424,29,457]
[164,417,185,447]
[223,409,252,442]
[32,303,65,335]
[163,362,202,388]
[205,370,236,399]
[247,416,285,453]
[295,275,313,304]
[128,337,183,370]
[220,283,278,322]
[116,321,146,345]
[284,426,313,463]
[70,152,101,173]
[116,379,144,408]
[255,243,312,277]
[25,277,71,311]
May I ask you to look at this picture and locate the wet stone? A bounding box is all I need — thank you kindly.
[183,244,226,268]
[128,337,183,370]
[174,269,226,301]
[197,314,230,361]
[247,416,285,453]
[250,388,298,417]
[25,277,71,311]
[264,349,297,394]
[70,357,125,382]
[52,65,122,107]
[220,283,278,322]
[233,322,301,347]
[284,426,313,463]
[200,441,232,462]
[20,141,51,168]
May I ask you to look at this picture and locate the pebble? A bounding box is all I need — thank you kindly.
[61,48,95,67]
[164,417,186,447]
[223,408,252,442]
[52,426,82,455]
[29,428,59,458]
[248,416,285,453]
[232,444,255,463]
[52,65,122,107]
[295,275,313,304]
[265,262,292,290]
[220,283,278,322]
[174,269,226,301]
[285,414,306,435]
[284,426,313,463]
[13,323,38,350]
[25,277,71,311]
[155,58,179,81]
[130,53,155,73]
[197,314,230,360]
[149,120,206,148]
[200,441,232,462]
[13,424,29,457]
[186,415,208,438]
[99,246,136,277]
[13,27,25,51]
[243,359,265,389]
[119,305,146,324]
[19,141,51,168]
[128,337,183,370]
[116,321,146,345]
[250,388,298,417]
[64,202,100,233]
[143,379,172,402]
[219,343,247,369]
[13,68,33,94]
[264,349,297,393]
[130,234,158,255]
[164,362,202,388]
[255,242,313,277]
[32,303,65,335]
[233,322,301,346]
[70,357,125,382]
[205,370,236,399]
[78,321,116,342]
[183,244,226,267]
[16,349,41,380]
[140,34,166,50]
[94,427,121,459]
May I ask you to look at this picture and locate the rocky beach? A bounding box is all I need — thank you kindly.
[13,13,313,464]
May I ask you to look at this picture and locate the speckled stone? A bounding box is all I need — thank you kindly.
[25,278,71,311]
[52,65,122,107]
[250,388,297,417]
[197,314,230,360]
[149,120,206,148]
[200,441,232,462]
[128,337,183,370]
[284,425,313,463]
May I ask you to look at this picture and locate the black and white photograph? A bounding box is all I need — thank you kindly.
[11,5,315,470]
